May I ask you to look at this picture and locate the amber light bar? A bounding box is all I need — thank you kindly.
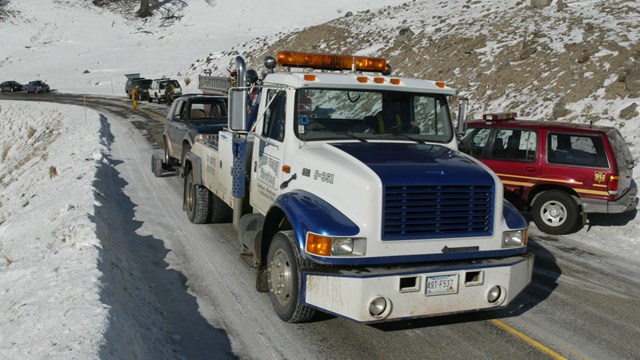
[277,51,388,72]
[483,112,517,121]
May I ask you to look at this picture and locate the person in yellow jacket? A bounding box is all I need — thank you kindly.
[131,86,140,110]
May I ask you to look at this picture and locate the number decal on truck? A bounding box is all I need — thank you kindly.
[313,170,334,184]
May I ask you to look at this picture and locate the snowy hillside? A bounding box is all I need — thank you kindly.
[1,0,639,359]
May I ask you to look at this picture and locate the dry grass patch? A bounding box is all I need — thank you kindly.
[1,143,10,162]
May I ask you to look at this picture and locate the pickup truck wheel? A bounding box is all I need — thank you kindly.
[151,154,163,177]
[163,139,178,170]
[185,170,209,224]
[181,144,191,165]
[532,190,580,235]
[267,231,316,323]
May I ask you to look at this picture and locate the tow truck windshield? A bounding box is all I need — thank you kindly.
[294,89,453,143]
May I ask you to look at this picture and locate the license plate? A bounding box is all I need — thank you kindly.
[425,274,459,296]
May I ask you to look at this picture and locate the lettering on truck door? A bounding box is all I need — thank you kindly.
[251,89,288,214]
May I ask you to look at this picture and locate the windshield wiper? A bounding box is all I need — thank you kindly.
[396,134,425,144]
[341,132,368,142]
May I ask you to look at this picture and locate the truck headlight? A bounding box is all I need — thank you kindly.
[502,229,528,248]
[306,233,366,256]
[195,134,213,144]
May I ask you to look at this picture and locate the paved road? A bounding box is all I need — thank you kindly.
[3,91,639,359]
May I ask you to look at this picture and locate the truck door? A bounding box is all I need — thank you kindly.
[250,89,288,214]
[166,98,188,156]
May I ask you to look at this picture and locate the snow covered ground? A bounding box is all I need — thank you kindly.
[0,101,107,358]
[1,0,639,358]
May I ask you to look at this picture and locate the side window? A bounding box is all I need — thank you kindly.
[171,100,185,121]
[491,129,537,161]
[459,127,491,158]
[262,90,286,142]
[548,133,608,167]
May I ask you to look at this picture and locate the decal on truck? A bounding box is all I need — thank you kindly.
[257,153,279,202]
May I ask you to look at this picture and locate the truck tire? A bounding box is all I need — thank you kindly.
[532,190,580,235]
[209,194,232,223]
[151,154,163,177]
[185,169,209,224]
[267,231,316,323]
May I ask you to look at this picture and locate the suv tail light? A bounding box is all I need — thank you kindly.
[608,174,619,195]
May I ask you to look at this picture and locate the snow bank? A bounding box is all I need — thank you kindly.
[0,101,106,359]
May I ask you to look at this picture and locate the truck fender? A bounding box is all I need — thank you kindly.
[503,200,527,230]
[258,190,360,266]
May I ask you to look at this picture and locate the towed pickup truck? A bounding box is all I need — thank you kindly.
[156,94,228,176]
[154,51,534,323]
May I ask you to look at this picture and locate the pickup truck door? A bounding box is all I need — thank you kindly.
[250,89,288,214]
[166,99,188,157]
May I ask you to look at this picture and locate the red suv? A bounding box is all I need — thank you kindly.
[459,113,637,235]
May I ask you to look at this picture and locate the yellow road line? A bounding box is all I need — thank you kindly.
[489,319,568,360]
[140,108,165,121]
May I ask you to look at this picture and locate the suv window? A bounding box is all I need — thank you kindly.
[460,127,491,157]
[607,129,633,169]
[547,133,608,168]
[491,129,537,161]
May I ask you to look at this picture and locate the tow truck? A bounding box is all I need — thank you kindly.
[168,51,534,323]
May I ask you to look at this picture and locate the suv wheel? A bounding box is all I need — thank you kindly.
[532,190,580,235]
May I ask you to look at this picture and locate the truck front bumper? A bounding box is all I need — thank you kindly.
[302,253,534,323]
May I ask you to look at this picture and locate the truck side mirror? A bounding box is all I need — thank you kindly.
[456,97,468,137]
[228,88,247,131]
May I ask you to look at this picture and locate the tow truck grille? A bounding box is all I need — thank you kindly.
[383,184,493,240]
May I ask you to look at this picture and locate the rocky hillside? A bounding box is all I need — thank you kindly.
[192,0,639,129]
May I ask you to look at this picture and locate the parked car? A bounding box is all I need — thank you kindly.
[459,112,637,235]
[25,80,50,93]
[125,77,152,101]
[162,94,228,170]
[0,81,24,92]
[150,79,182,104]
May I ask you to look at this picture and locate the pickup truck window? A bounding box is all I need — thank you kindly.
[295,89,453,143]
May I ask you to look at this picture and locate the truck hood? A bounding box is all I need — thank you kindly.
[330,142,494,187]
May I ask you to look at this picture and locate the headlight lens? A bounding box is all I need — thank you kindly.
[331,238,354,255]
[195,134,212,143]
[306,233,366,256]
[502,229,528,248]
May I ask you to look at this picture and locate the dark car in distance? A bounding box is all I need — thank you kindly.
[0,81,24,92]
[125,77,152,101]
[25,80,50,93]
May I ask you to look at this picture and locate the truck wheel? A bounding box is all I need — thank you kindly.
[532,190,580,235]
[209,195,232,223]
[267,231,316,323]
[185,169,209,224]
[152,154,163,177]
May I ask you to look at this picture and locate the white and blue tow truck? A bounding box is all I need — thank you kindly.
[177,51,534,323]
